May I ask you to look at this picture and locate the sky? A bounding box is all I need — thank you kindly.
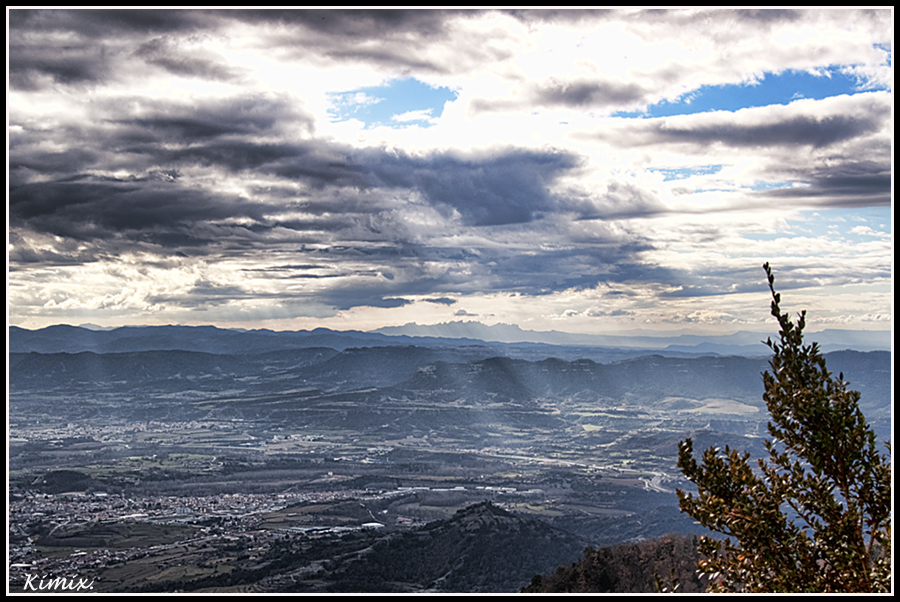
[7,9,894,337]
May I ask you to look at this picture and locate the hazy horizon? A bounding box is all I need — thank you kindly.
[9,9,892,335]
[9,319,891,354]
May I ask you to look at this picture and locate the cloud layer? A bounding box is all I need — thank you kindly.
[8,9,893,334]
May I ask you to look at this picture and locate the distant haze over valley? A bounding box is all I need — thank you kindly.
[371,320,891,353]
[11,321,891,357]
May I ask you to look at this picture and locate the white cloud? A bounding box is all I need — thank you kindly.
[8,9,892,334]
[391,109,435,123]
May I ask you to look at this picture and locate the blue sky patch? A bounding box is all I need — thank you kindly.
[328,78,458,128]
[799,206,891,242]
[616,66,888,119]
[651,165,722,181]
[874,43,892,67]
[743,206,891,242]
[748,180,793,191]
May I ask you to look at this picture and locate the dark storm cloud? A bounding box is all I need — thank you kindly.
[508,8,804,27]
[10,93,313,183]
[132,36,242,81]
[534,79,649,109]
[317,273,423,311]
[351,297,413,310]
[425,297,457,305]
[235,9,510,75]
[10,87,589,300]
[729,8,803,24]
[504,250,654,294]
[600,107,887,151]
[584,94,892,212]
[116,111,276,143]
[8,9,586,248]
[8,9,230,90]
[756,159,891,207]
[648,113,884,149]
[240,230,666,314]
[9,9,209,36]
[502,9,614,24]
[618,7,804,27]
[355,149,583,226]
[577,181,667,221]
[8,147,101,182]
[104,135,580,228]
[163,141,346,179]
[228,8,453,38]
[147,279,255,308]
[7,41,112,90]
[8,177,269,247]
[4,9,600,102]
[472,78,653,114]
[415,237,660,297]
[14,93,305,166]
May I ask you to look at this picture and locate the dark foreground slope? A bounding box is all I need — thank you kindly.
[522,533,707,593]
[123,502,588,593]
[324,501,589,593]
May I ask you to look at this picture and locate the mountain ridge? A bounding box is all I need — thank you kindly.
[9,322,890,356]
[372,320,891,352]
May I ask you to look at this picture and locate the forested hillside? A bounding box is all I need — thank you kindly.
[522,533,707,593]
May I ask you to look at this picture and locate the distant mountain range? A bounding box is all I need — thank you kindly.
[9,324,466,356]
[9,328,891,442]
[9,321,891,358]
[373,321,891,353]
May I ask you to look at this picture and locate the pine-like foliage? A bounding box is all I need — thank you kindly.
[676,263,891,592]
[521,533,707,593]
